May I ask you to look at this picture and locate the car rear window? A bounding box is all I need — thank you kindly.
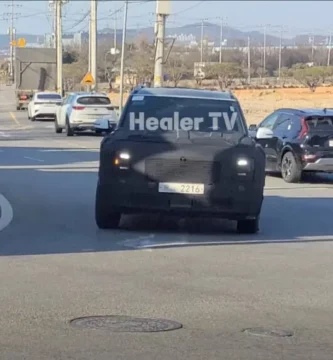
[37,94,62,100]
[120,95,245,133]
[305,116,333,129]
[77,96,111,105]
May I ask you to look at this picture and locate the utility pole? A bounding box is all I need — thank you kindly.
[278,27,282,79]
[90,0,97,91]
[247,36,251,85]
[53,2,57,48]
[153,0,170,87]
[4,0,20,82]
[119,0,128,113]
[219,17,223,63]
[113,17,117,50]
[200,19,204,63]
[311,34,315,62]
[55,0,63,95]
[328,31,332,66]
[263,25,266,75]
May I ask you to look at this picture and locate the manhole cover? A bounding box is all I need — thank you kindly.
[243,327,294,338]
[70,315,183,332]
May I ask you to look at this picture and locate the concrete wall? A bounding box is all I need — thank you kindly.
[15,47,56,91]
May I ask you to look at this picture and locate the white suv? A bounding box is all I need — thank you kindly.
[54,92,118,136]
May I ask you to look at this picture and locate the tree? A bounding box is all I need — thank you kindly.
[292,66,329,92]
[205,62,243,90]
[165,52,191,87]
[127,39,154,85]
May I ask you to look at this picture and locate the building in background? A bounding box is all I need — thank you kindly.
[44,31,86,49]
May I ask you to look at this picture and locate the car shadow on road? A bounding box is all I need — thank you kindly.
[0,144,332,256]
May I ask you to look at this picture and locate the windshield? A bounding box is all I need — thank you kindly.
[77,96,111,105]
[120,95,245,134]
[37,94,62,100]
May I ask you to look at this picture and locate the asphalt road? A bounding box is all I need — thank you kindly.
[1,97,333,359]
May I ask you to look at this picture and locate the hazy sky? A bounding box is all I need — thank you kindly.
[0,1,332,37]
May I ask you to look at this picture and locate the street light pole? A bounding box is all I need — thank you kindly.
[56,0,63,95]
[90,0,97,91]
[278,28,282,79]
[119,0,128,114]
[219,17,223,63]
[328,31,332,66]
[247,36,251,85]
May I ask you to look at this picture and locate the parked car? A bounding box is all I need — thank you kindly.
[248,108,333,183]
[54,92,117,136]
[95,86,266,234]
[28,92,62,121]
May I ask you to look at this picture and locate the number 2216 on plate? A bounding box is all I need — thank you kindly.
[158,183,204,194]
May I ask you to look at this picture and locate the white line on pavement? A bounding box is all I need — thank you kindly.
[0,132,10,138]
[0,194,13,232]
[121,235,333,249]
[23,156,44,162]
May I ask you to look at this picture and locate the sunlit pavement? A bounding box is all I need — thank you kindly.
[1,107,333,360]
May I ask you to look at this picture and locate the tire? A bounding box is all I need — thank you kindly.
[66,118,74,136]
[237,217,259,234]
[55,117,62,133]
[16,106,20,111]
[31,116,36,121]
[281,151,302,183]
[95,184,121,229]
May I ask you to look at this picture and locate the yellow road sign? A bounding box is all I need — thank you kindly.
[81,72,95,85]
[17,38,26,47]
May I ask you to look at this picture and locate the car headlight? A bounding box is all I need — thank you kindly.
[235,157,253,177]
[119,152,130,160]
[237,158,248,167]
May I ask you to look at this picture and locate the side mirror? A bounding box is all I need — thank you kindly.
[256,127,274,139]
[248,124,257,131]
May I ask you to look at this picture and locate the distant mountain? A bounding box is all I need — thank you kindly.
[0,22,328,50]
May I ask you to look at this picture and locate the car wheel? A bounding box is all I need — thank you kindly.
[16,106,20,111]
[281,151,302,183]
[237,217,259,234]
[95,184,121,229]
[31,116,36,121]
[66,119,74,136]
[55,117,62,133]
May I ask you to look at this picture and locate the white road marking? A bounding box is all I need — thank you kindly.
[265,186,333,190]
[23,156,44,162]
[0,194,13,232]
[39,149,99,152]
[121,234,156,249]
[0,132,10,138]
[121,235,333,249]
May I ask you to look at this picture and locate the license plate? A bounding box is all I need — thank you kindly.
[158,182,204,194]
[329,140,333,147]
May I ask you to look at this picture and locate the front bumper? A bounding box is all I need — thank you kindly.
[303,158,333,172]
[98,181,263,220]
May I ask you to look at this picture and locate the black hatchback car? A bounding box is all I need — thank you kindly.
[248,108,333,183]
[95,87,266,233]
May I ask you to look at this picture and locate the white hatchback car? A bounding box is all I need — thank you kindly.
[28,92,62,121]
[54,92,118,136]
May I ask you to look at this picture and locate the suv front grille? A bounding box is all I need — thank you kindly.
[145,158,220,184]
